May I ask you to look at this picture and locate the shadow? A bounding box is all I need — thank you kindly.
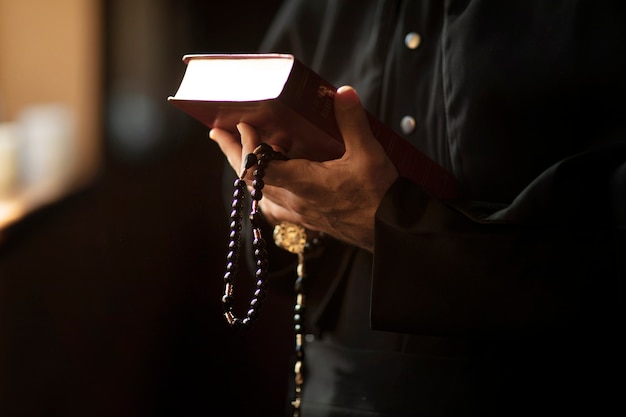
[0,1,292,416]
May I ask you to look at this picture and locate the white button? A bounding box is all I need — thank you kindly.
[404,32,421,49]
[400,115,416,134]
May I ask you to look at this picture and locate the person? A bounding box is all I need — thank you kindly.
[209,1,626,416]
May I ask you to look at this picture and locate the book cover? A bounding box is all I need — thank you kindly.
[168,54,459,199]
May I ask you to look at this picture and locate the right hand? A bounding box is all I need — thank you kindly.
[210,86,399,252]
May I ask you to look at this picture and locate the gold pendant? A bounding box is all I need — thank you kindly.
[273,222,307,255]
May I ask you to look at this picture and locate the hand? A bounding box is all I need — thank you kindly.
[210,86,398,252]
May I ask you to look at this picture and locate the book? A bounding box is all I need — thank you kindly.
[168,53,459,199]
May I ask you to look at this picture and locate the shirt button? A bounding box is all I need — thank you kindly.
[400,115,416,134]
[404,32,422,49]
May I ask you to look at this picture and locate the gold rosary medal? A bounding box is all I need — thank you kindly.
[273,222,307,255]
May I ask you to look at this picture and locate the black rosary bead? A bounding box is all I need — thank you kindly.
[256,277,269,289]
[233,177,246,189]
[251,188,263,201]
[253,167,265,179]
[256,258,269,270]
[226,261,238,276]
[295,344,304,359]
[243,153,258,169]
[246,308,260,321]
[252,237,266,250]
[294,276,304,292]
[229,220,242,232]
[232,188,245,201]
[230,209,243,221]
[252,178,264,189]
[254,247,268,259]
[226,250,238,263]
[257,268,269,280]
[250,211,263,228]
[221,295,234,311]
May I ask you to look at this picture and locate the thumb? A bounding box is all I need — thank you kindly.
[334,86,377,154]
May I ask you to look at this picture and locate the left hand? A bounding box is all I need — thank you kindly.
[210,86,398,252]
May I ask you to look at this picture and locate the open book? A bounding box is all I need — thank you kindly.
[168,54,459,199]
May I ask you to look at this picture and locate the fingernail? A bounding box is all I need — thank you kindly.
[336,85,361,109]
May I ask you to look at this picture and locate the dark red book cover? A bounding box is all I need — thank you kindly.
[169,54,459,199]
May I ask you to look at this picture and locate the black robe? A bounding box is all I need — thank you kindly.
[245,1,626,415]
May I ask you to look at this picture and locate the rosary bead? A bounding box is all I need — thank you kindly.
[234,178,246,189]
[295,344,304,359]
[232,188,244,200]
[253,238,266,250]
[294,276,304,292]
[252,178,264,189]
[250,211,263,228]
[256,269,269,281]
[294,323,302,332]
[222,295,234,311]
[226,250,238,263]
[226,262,238,276]
[229,220,242,232]
[253,288,266,300]
[254,248,268,259]
[253,167,265,179]
[256,258,269,270]
[232,198,243,209]
[294,313,302,323]
[250,297,263,308]
[224,311,235,324]
[229,230,241,242]
[296,263,305,279]
[255,143,273,154]
[223,271,234,283]
[244,153,258,169]
[294,304,304,313]
[251,188,263,201]
[256,278,269,289]
[247,308,260,321]
[230,209,243,221]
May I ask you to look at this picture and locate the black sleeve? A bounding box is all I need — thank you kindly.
[371,140,626,337]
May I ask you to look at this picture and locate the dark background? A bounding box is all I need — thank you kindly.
[0,1,294,416]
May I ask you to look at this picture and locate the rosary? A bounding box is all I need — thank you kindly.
[222,143,310,416]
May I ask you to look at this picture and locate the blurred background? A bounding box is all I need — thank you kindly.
[0,1,295,416]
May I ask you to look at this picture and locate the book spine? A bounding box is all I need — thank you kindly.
[280,59,459,200]
[280,59,342,142]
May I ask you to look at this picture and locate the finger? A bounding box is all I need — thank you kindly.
[236,123,263,157]
[209,128,242,174]
[260,159,314,189]
[334,86,379,156]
